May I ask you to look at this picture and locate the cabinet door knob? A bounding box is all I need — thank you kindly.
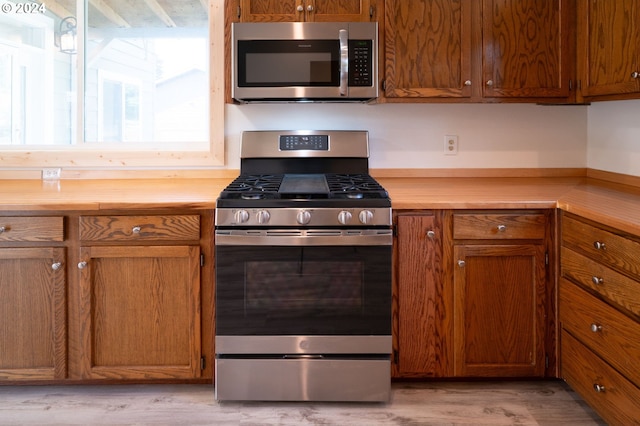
[591,276,604,285]
[426,230,436,239]
[0,226,5,233]
[132,226,142,234]
[464,80,472,86]
[486,80,494,86]
[593,241,606,250]
[297,5,304,12]
[632,71,640,79]
[77,261,87,269]
[457,260,466,267]
[593,384,605,393]
[52,262,62,271]
[306,4,313,12]
[590,323,602,333]
[497,224,507,232]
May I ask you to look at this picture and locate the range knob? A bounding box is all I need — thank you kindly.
[338,210,353,225]
[234,209,249,224]
[359,209,374,224]
[297,210,312,225]
[256,209,271,224]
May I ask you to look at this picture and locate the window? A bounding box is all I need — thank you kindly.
[0,0,223,169]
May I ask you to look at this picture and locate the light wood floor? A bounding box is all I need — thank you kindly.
[0,380,604,425]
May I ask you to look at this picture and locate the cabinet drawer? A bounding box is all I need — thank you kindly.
[79,215,200,242]
[562,215,640,280]
[560,280,640,387]
[453,213,545,240]
[0,216,64,242]
[561,330,640,426]
[561,247,640,319]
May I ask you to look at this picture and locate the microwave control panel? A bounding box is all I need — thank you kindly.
[349,40,373,87]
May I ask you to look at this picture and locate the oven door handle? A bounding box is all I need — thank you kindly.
[215,229,392,246]
[339,28,349,96]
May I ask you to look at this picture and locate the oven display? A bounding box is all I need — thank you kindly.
[280,135,329,151]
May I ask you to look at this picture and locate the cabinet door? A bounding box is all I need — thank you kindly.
[310,0,374,22]
[239,0,303,22]
[0,247,66,380]
[76,245,201,380]
[395,213,451,377]
[384,0,473,99]
[482,0,573,99]
[577,0,640,97]
[453,244,546,377]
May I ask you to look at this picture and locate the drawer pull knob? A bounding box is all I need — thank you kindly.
[497,225,507,232]
[51,262,62,271]
[593,384,606,393]
[457,260,466,267]
[591,276,604,285]
[0,226,5,233]
[426,230,436,239]
[590,323,603,333]
[132,226,141,234]
[632,71,640,79]
[77,261,87,269]
[593,241,606,250]
[464,80,472,86]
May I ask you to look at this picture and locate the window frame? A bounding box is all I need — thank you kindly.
[0,0,224,171]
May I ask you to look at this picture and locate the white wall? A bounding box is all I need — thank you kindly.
[225,102,588,171]
[587,99,640,177]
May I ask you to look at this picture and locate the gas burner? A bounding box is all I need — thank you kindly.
[241,193,266,200]
[223,174,282,200]
[326,174,387,194]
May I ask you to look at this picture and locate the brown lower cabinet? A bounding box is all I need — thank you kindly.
[0,210,214,384]
[393,209,553,379]
[559,212,640,424]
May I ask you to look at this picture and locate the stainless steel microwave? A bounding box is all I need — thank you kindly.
[232,22,378,103]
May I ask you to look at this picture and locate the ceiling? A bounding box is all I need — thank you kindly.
[46,0,208,28]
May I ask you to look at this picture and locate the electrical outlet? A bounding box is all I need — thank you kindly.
[444,135,458,155]
[42,168,62,180]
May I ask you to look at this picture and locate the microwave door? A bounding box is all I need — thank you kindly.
[339,28,348,97]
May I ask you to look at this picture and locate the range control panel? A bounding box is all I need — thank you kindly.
[279,134,329,151]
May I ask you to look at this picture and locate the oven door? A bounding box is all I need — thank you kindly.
[215,229,392,337]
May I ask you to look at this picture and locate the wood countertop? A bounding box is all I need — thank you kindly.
[1,176,639,236]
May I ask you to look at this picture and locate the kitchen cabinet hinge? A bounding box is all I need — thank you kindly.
[200,254,205,267]
[569,79,573,91]
[369,5,374,17]
[545,252,549,266]
[392,224,398,237]
[381,79,386,91]
[393,350,399,365]
[545,354,549,369]
[201,356,206,370]
[236,6,241,19]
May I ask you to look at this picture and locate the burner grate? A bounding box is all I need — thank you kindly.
[224,174,283,192]
[326,174,386,194]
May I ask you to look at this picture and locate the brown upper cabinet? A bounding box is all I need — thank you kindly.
[232,0,377,22]
[382,0,575,103]
[577,0,640,101]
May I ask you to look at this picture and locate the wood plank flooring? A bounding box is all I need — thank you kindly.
[0,380,604,425]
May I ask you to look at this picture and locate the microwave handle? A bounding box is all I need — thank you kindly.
[339,29,348,96]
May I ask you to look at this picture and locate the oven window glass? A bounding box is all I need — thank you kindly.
[216,246,390,336]
[245,261,362,310]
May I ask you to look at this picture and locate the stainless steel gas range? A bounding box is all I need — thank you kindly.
[214,130,392,402]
